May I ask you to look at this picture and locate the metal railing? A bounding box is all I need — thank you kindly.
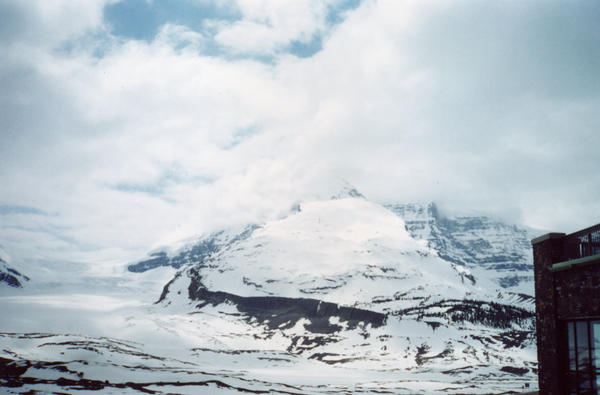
[564,223,600,260]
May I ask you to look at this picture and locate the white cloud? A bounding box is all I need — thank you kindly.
[0,0,112,49]
[1,0,600,266]
[214,0,338,55]
[155,24,205,51]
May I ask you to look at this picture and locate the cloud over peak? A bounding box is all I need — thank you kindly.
[1,0,599,264]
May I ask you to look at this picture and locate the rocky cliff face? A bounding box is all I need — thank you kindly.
[385,202,534,290]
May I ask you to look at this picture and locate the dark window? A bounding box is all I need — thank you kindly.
[565,320,600,394]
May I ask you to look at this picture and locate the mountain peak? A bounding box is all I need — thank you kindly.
[330,180,365,200]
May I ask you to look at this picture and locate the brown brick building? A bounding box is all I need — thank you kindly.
[532,223,600,394]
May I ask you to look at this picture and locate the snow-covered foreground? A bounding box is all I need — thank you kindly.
[0,195,539,393]
[0,290,536,394]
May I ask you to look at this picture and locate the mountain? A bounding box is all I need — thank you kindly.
[127,180,365,274]
[0,192,539,393]
[149,195,537,392]
[385,202,535,291]
[127,225,258,273]
[0,247,29,288]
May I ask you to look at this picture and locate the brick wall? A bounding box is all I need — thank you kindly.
[532,233,565,395]
[554,265,600,319]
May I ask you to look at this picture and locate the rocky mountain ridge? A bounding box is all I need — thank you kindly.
[385,202,534,290]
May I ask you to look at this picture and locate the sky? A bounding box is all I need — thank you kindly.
[1,0,599,266]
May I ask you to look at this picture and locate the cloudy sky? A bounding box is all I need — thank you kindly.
[1,0,599,265]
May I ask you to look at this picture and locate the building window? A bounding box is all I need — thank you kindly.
[565,320,600,394]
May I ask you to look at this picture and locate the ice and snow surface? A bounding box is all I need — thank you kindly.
[0,195,538,393]
[192,198,486,303]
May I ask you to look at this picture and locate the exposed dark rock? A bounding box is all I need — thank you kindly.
[500,366,530,376]
[0,356,30,378]
[424,321,443,330]
[128,251,172,273]
[415,343,431,366]
[0,271,22,287]
[185,269,386,334]
[155,271,182,304]
[307,352,359,364]
[288,335,340,353]
[492,330,533,349]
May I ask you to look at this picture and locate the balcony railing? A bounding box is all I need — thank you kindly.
[564,223,600,260]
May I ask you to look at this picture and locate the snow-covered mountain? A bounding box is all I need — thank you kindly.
[0,191,538,394]
[0,247,29,288]
[146,194,536,391]
[128,225,259,273]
